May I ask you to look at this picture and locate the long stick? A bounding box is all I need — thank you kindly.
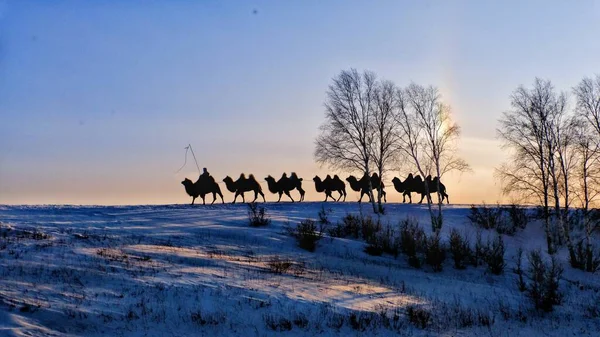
[175,144,201,175]
[188,144,201,174]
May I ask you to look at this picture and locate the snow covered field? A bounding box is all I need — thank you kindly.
[0,202,598,336]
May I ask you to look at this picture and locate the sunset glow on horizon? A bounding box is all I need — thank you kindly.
[1,1,599,206]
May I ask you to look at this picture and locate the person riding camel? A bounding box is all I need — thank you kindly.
[198,167,211,183]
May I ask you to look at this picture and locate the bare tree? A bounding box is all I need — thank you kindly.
[573,75,600,271]
[370,79,401,213]
[545,91,577,259]
[497,78,556,253]
[396,83,469,232]
[315,69,379,212]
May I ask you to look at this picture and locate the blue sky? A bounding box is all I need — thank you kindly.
[1,1,599,204]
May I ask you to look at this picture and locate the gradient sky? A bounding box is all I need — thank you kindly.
[1,1,599,205]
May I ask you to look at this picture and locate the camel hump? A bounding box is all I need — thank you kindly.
[407,173,414,179]
[248,173,255,179]
[326,174,332,179]
[239,173,246,179]
[290,172,298,178]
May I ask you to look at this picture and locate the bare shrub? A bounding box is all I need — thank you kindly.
[267,257,292,274]
[247,202,271,227]
[484,234,506,275]
[527,250,563,312]
[406,305,431,329]
[514,247,527,292]
[449,228,471,269]
[424,232,446,272]
[399,217,425,268]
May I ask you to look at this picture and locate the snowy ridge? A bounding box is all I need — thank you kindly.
[0,203,598,336]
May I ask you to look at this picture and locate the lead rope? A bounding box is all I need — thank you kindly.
[175,144,201,175]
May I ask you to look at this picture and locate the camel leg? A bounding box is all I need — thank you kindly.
[219,192,225,204]
[331,191,339,202]
[210,193,216,205]
[191,196,196,205]
[418,193,425,204]
[232,192,238,204]
[342,190,347,202]
[284,190,294,202]
[201,195,206,205]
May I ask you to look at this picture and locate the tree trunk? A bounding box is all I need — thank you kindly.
[435,159,443,233]
[377,167,384,214]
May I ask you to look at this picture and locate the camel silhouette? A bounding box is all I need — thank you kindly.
[289,172,305,202]
[181,175,224,205]
[265,173,296,202]
[346,173,387,203]
[223,173,266,203]
[313,175,346,201]
[392,173,449,204]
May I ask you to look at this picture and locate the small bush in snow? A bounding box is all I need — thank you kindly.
[468,204,527,235]
[264,315,293,331]
[505,204,529,231]
[449,228,471,269]
[190,310,225,326]
[527,250,563,312]
[339,213,362,238]
[471,230,485,267]
[399,217,425,268]
[424,232,446,272]
[267,256,293,274]
[328,212,382,243]
[291,219,323,252]
[514,247,527,292]
[406,305,431,329]
[364,223,401,257]
[364,242,384,256]
[570,240,600,273]
[583,293,600,318]
[247,202,271,227]
[360,215,382,243]
[317,205,333,232]
[468,204,503,230]
[484,234,506,275]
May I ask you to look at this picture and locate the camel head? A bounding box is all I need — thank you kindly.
[391,177,401,185]
[313,175,321,183]
[346,175,362,191]
[223,176,234,188]
[181,178,193,187]
[265,175,275,183]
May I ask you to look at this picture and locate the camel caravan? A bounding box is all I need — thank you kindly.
[181,168,448,205]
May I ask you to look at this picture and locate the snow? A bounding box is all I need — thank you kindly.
[0,202,598,336]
